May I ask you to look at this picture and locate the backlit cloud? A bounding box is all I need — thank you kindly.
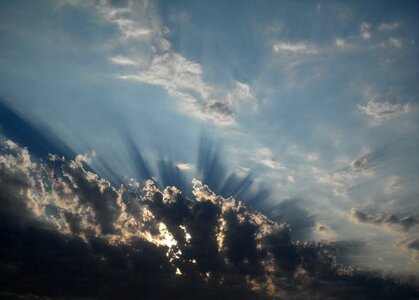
[1,138,417,299]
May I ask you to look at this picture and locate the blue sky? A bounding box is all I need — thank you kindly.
[0,0,418,278]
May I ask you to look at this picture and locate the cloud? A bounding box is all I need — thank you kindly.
[397,239,419,262]
[315,222,337,240]
[273,41,318,54]
[93,1,257,126]
[0,138,418,299]
[360,22,372,40]
[227,81,258,112]
[175,162,191,171]
[387,37,403,48]
[378,22,400,32]
[358,100,411,122]
[257,148,286,170]
[110,55,142,66]
[335,38,348,49]
[350,208,418,232]
[385,176,402,193]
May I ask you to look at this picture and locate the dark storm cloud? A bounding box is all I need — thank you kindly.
[0,138,418,300]
[351,208,418,231]
[61,160,122,235]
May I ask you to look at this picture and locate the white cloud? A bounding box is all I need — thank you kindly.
[257,148,286,170]
[335,38,347,48]
[385,177,402,193]
[260,159,286,170]
[176,163,191,171]
[75,150,96,166]
[273,41,318,54]
[358,100,411,122]
[63,0,257,126]
[307,153,320,162]
[387,37,403,48]
[111,18,151,38]
[227,81,258,112]
[120,53,208,99]
[360,22,372,40]
[110,55,141,66]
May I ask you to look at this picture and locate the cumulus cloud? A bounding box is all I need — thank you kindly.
[350,208,418,232]
[0,138,418,299]
[358,100,411,122]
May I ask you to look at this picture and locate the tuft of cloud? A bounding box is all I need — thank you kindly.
[227,81,258,112]
[110,55,142,66]
[273,41,318,54]
[385,176,402,193]
[360,22,372,40]
[387,37,403,48]
[350,208,418,232]
[378,22,400,32]
[257,148,286,170]
[175,162,191,171]
[358,100,411,123]
[315,222,337,240]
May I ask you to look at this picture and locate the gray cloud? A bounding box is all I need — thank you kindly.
[0,138,417,299]
[350,208,418,232]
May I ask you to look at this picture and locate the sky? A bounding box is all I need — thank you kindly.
[0,0,418,299]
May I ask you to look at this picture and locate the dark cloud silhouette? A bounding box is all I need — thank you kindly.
[0,138,418,299]
[351,208,418,231]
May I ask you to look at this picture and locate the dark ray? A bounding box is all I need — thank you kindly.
[0,99,74,159]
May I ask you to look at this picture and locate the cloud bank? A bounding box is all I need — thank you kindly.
[0,138,418,299]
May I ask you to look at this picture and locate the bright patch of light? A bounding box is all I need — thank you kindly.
[179,225,192,243]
